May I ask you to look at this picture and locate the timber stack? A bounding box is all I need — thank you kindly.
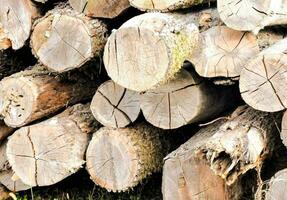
[0,0,286,199]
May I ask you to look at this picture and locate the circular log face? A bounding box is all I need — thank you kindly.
[191,26,259,78]
[265,169,287,200]
[217,0,271,32]
[91,80,140,128]
[240,54,287,112]
[0,77,36,127]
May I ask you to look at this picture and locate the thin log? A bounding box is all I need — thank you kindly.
[0,65,98,127]
[69,0,130,19]
[240,38,287,112]
[162,106,281,200]
[6,104,100,187]
[0,0,41,50]
[86,123,169,192]
[281,111,287,147]
[90,80,140,128]
[140,67,238,129]
[31,7,107,72]
[103,12,199,92]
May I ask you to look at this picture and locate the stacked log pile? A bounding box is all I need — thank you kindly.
[0,0,286,199]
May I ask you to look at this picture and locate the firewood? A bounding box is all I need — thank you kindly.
[69,0,130,19]
[86,123,170,192]
[162,106,281,200]
[0,24,11,50]
[240,38,287,112]
[31,7,107,72]
[6,104,100,187]
[281,111,287,147]
[0,66,98,127]
[0,0,41,50]
[129,0,215,12]
[103,12,199,92]
[140,68,238,129]
[90,80,140,128]
[0,122,13,142]
[217,0,287,33]
[0,140,30,192]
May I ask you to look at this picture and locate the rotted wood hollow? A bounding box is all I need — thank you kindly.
[0,66,98,127]
[240,38,287,112]
[129,0,215,12]
[91,80,140,128]
[31,7,107,72]
[0,0,41,50]
[86,123,169,192]
[104,12,199,92]
[217,0,287,33]
[140,68,238,129]
[69,0,130,19]
[6,104,100,187]
[162,106,281,200]
[0,140,30,192]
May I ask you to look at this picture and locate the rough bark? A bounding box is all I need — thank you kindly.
[6,104,100,187]
[129,0,215,12]
[240,38,287,112]
[31,7,107,72]
[91,80,140,128]
[0,0,41,50]
[69,0,130,19]
[0,65,98,127]
[140,68,239,129]
[86,123,170,192]
[103,12,199,92]
[162,106,281,200]
[217,0,287,33]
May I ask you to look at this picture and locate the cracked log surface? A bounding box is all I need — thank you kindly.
[0,66,98,127]
[140,68,239,129]
[129,0,215,12]
[0,0,41,50]
[6,104,100,187]
[217,0,287,33]
[69,0,130,19]
[240,38,287,112]
[91,80,140,128]
[86,123,170,192]
[103,12,199,92]
[0,140,30,192]
[162,106,281,200]
[31,7,107,72]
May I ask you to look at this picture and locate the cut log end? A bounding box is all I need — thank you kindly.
[263,169,287,200]
[91,80,140,128]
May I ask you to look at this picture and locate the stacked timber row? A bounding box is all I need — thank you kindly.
[0,0,286,199]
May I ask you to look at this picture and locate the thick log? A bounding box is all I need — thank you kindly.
[0,66,98,127]
[6,104,100,187]
[140,68,238,129]
[217,0,287,33]
[90,80,140,128]
[103,12,199,92]
[0,141,30,192]
[86,123,169,192]
[129,0,215,12]
[69,0,130,19]
[0,0,41,50]
[162,106,281,200]
[31,7,107,72]
[240,38,287,112]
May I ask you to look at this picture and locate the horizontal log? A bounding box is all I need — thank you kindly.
[104,12,199,92]
[31,7,107,72]
[6,104,100,187]
[91,80,140,128]
[0,65,98,127]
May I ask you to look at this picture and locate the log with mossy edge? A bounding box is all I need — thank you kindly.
[6,103,100,187]
[0,65,98,128]
[104,12,199,92]
[30,6,108,73]
[86,123,171,192]
[162,106,282,200]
